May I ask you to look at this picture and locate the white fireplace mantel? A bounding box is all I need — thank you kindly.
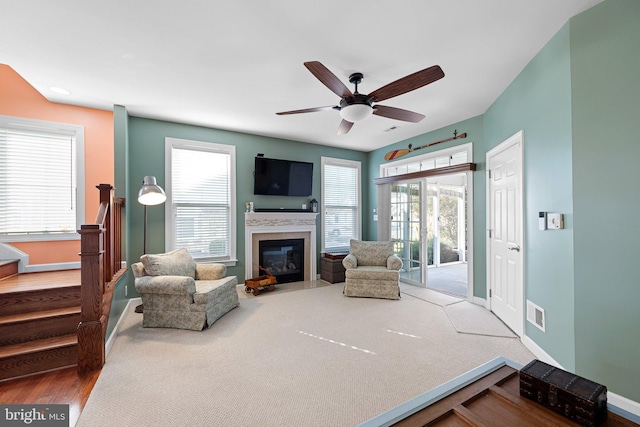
[244,212,318,281]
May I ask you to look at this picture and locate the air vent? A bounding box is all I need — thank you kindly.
[527,300,545,332]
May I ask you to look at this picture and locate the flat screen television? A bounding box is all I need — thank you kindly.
[253,157,313,196]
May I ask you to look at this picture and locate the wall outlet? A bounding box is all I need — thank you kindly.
[125,285,128,297]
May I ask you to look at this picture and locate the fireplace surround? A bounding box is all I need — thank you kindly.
[244,212,318,282]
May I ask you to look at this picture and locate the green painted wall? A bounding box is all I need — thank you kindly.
[484,23,576,370]
[125,117,368,287]
[368,0,640,399]
[570,0,640,401]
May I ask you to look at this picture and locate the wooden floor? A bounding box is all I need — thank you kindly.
[394,365,638,426]
[0,367,101,426]
[1,269,98,426]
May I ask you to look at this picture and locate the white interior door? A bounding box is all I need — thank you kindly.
[487,131,524,336]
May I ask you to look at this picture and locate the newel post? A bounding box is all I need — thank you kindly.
[77,223,105,373]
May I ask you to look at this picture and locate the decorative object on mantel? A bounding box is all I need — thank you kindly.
[384,130,467,160]
[244,266,277,296]
[310,199,318,213]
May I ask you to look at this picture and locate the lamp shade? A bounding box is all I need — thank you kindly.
[339,103,373,123]
[138,176,166,206]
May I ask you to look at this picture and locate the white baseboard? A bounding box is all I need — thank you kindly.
[521,335,566,369]
[105,298,141,357]
[608,392,640,423]
[522,335,640,422]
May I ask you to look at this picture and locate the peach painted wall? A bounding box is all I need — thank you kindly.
[0,64,113,265]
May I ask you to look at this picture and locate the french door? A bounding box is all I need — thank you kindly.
[388,173,471,297]
[391,181,426,285]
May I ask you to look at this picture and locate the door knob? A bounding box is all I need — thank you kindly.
[508,245,521,252]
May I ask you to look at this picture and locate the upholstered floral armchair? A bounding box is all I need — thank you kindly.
[342,239,403,300]
[132,248,239,330]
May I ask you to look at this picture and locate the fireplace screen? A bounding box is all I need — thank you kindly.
[258,238,304,283]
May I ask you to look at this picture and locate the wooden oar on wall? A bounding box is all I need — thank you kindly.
[384,130,467,161]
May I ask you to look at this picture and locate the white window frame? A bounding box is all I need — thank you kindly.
[321,156,361,253]
[164,137,237,266]
[0,115,85,242]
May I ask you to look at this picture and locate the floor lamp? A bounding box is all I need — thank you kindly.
[136,176,166,313]
[138,175,166,254]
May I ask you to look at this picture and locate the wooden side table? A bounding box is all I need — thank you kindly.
[320,255,346,283]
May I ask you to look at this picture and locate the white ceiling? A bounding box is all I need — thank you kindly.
[1,0,602,152]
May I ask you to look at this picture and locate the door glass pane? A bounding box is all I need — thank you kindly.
[426,182,437,267]
[439,185,461,264]
[392,182,422,285]
[390,221,401,240]
[435,156,451,168]
[421,159,435,171]
[426,176,469,298]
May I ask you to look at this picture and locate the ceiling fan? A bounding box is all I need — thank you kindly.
[276,61,445,135]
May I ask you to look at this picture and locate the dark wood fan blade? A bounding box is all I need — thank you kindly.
[368,65,444,102]
[276,105,336,115]
[373,105,425,123]
[304,61,353,98]
[337,119,354,135]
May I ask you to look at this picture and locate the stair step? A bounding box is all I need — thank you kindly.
[0,307,81,346]
[0,335,77,381]
[0,260,19,281]
[0,284,81,316]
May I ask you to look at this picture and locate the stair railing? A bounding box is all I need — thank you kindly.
[77,184,126,373]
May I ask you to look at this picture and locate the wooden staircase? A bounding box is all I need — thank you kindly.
[0,184,125,381]
[0,270,82,381]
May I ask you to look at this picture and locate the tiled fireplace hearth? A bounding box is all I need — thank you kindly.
[244,212,318,282]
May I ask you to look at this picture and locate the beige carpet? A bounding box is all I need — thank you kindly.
[78,283,534,427]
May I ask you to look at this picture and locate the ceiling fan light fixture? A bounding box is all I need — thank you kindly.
[339,103,373,123]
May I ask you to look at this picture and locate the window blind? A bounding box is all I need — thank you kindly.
[0,126,77,236]
[170,145,231,260]
[322,161,360,252]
